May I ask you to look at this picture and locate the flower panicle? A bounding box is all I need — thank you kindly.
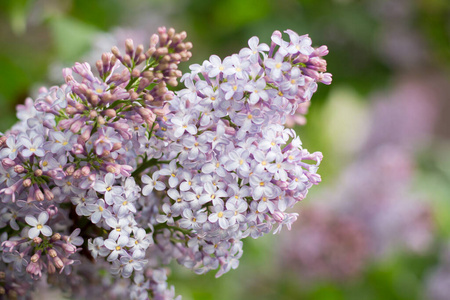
[0,28,330,299]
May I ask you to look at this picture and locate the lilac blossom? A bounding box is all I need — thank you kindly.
[0,28,330,299]
[25,211,52,239]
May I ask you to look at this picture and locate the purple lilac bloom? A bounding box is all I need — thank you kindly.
[0,28,330,299]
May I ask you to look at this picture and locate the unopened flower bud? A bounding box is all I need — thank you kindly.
[130,91,139,100]
[35,189,44,202]
[53,256,64,269]
[65,165,75,176]
[104,109,116,118]
[72,144,85,155]
[167,77,178,87]
[34,169,43,176]
[31,253,41,263]
[272,211,285,223]
[112,142,122,152]
[70,119,83,133]
[136,53,146,65]
[88,173,96,182]
[125,39,134,56]
[44,188,54,201]
[51,233,61,241]
[131,68,141,78]
[23,178,32,187]
[111,46,121,59]
[48,249,58,258]
[33,237,42,244]
[47,205,58,217]
[167,27,175,38]
[144,94,154,101]
[0,271,5,280]
[106,165,116,174]
[97,116,105,125]
[66,106,77,115]
[123,54,132,67]
[47,261,56,274]
[73,169,82,179]
[96,60,103,74]
[81,165,90,176]
[14,165,25,173]
[145,47,156,58]
[2,158,16,168]
[163,93,174,101]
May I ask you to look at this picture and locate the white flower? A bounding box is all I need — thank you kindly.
[25,211,52,239]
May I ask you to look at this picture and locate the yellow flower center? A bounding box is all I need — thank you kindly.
[218,212,224,218]
[37,224,43,229]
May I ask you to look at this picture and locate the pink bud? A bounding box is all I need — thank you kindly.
[35,188,44,202]
[112,143,122,152]
[81,165,90,176]
[272,211,285,223]
[104,109,116,118]
[70,120,83,133]
[72,143,85,155]
[47,261,56,274]
[14,165,25,173]
[47,205,58,218]
[2,158,16,168]
[43,188,54,201]
[33,237,42,244]
[61,243,77,255]
[72,169,82,179]
[48,249,57,258]
[65,165,75,176]
[31,252,41,263]
[51,233,61,241]
[53,256,64,269]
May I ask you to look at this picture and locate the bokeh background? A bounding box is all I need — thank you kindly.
[1,0,450,299]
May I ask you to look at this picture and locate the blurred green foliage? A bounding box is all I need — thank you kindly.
[0,0,449,299]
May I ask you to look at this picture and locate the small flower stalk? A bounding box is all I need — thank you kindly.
[0,27,331,299]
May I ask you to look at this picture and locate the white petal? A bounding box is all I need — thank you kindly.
[41,225,52,237]
[25,215,38,226]
[28,228,40,239]
[38,211,49,224]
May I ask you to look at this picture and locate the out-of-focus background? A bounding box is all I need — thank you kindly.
[1,0,449,299]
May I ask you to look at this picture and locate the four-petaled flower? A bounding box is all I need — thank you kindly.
[25,211,52,239]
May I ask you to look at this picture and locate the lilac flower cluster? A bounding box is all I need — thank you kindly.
[0,28,330,299]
